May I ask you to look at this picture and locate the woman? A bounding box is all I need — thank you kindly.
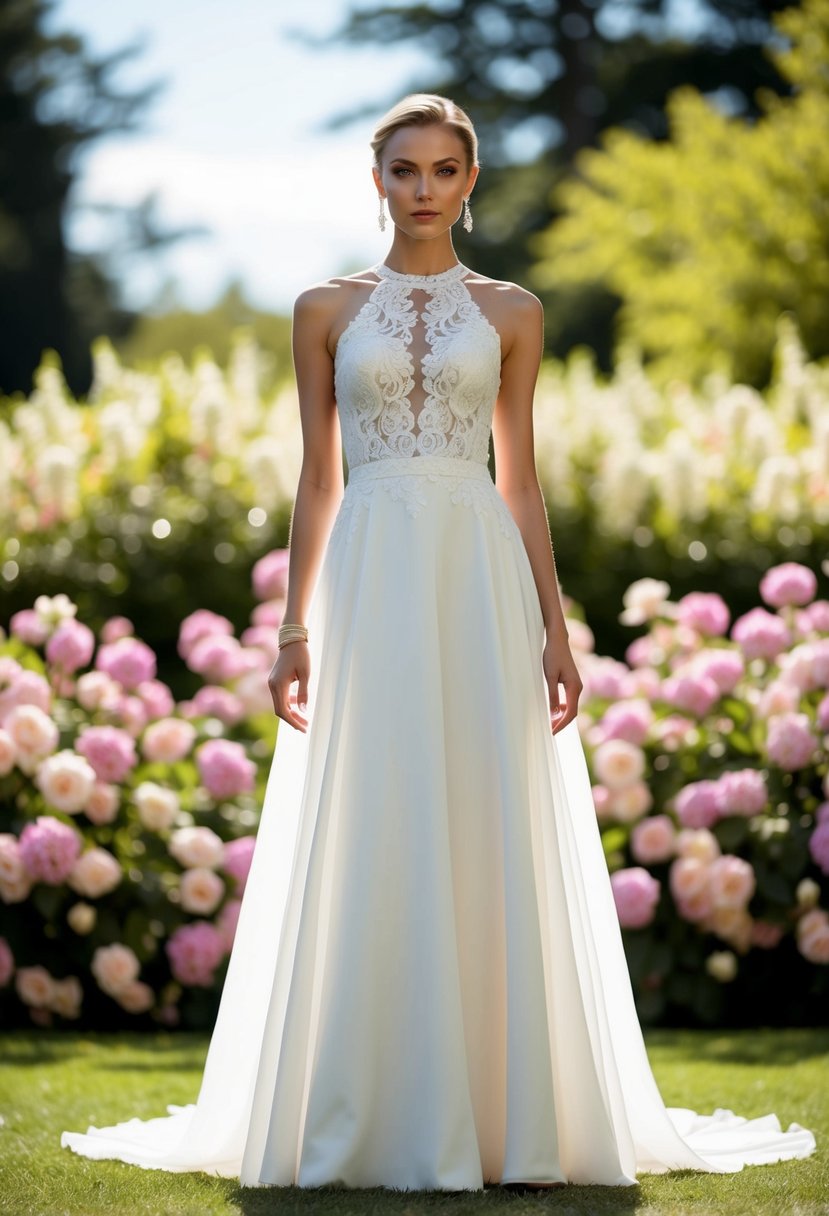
[62,93,816,1191]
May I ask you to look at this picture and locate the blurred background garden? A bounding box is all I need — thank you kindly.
[2,0,829,1053]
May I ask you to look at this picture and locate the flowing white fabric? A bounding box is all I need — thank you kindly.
[62,262,816,1189]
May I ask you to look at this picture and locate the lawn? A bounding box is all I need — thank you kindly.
[0,1028,826,1216]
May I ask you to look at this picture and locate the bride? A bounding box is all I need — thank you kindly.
[62,92,816,1191]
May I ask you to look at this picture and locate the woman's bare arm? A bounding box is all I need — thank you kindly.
[268,286,344,732]
[491,288,583,732]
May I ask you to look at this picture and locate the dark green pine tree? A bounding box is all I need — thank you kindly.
[295,0,794,365]
[0,0,195,397]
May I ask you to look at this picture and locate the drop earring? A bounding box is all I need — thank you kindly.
[462,197,473,233]
[378,196,386,232]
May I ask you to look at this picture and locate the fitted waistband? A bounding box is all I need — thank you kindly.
[346,455,492,485]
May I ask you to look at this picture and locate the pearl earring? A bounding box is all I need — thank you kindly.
[462,197,473,233]
[378,196,386,232]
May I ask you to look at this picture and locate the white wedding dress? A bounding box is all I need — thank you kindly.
[62,261,816,1189]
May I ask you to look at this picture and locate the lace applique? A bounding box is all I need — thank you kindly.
[334,263,501,471]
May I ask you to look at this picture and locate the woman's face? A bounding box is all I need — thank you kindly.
[373,122,478,239]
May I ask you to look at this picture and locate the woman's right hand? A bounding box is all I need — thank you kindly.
[268,642,310,732]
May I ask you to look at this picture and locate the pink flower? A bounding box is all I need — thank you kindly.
[166,921,225,986]
[591,738,645,790]
[4,704,59,770]
[732,608,791,661]
[19,816,82,884]
[716,769,768,818]
[610,867,661,929]
[136,679,175,720]
[96,636,157,690]
[179,867,225,915]
[91,943,140,996]
[45,619,95,673]
[0,937,14,987]
[223,836,256,891]
[676,592,730,637]
[597,699,653,746]
[85,782,120,826]
[624,636,659,669]
[756,679,801,719]
[690,649,744,694]
[708,855,756,909]
[800,600,829,634]
[0,833,32,904]
[9,609,50,646]
[15,965,56,1009]
[796,908,829,965]
[75,670,120,711]
[582,657,628,700]
[751,921,784,949]
[592,784,613,822]
[187,634,249,682]
[76,725,138,783]
[669,856,711,904]
[196,738,256,800]
[651,715,697,751]
[674,781,721,829]
[766,712,816,771]
[676,828,721,863]
[217,898,241,951]
[178,609,234,663]
[814,693,829,733]
[35,749,97,814]
[116,980,154,1014]
[134,782,179,832]
[630,815,676,865]
[68,848,122,899]
[808,821,829,875]
[760,562,818,609]
[141,717,197,764]
[0,728,17,776]
[660,672,719,718]
[252,548,290,602]
[169,826,224,870]
[100,616,134,643]
[818,801,829,825]
[251,600,284,628]
[240,626,280,664]
[191,685,245,726]
[610,781,653,823]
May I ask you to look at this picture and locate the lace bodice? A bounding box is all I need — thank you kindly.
[334,261,501,470]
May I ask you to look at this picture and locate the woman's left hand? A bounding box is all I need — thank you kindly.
[542,632,583,735]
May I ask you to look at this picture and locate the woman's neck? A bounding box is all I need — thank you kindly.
[380,235,461,277]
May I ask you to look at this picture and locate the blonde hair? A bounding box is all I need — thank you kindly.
[370,93,479,170]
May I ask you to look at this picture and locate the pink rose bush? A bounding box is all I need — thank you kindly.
[0,574,283,1028]
[576,563,829,1025]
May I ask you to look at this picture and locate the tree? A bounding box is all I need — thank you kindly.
[0,0,196,397]
[296,0,795,362]
[533,0,829,386]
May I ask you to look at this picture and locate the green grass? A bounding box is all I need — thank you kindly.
[0,1028,826,1216]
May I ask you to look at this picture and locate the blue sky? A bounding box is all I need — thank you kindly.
[52,0,707,316]
[53,0,431,314]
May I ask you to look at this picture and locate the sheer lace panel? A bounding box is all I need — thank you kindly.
[333,263,502,469]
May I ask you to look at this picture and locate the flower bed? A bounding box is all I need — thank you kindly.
[574,561,829,1024]
[0,550,288,1029]
[1,558,827,1028]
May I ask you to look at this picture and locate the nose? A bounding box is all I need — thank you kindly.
[415,177,432,201]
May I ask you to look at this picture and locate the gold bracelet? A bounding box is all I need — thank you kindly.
[278,622,309,648]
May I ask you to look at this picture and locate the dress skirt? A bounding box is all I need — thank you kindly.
[61,454,816,1188]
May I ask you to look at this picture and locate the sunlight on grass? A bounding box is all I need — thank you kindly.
[0,1028,825,1215]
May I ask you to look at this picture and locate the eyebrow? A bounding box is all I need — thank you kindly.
[388,156,461,166]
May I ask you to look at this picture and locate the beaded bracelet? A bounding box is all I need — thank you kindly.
[278,623,309,648]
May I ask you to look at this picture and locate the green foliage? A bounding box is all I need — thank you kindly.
[534,0,829,387]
